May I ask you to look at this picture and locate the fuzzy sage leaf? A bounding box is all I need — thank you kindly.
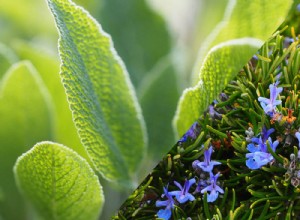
[174,0,292,137]
[14,141,104,220]
[174,39,262,136]
[191,0,293,84]
[46,0,147,184]
[0,61,53,220]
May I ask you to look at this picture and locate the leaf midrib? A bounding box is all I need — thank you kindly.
[53,2,125,166]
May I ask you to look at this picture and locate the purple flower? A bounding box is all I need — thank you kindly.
[295,132,300,147]
[209,105,222,119]
[196,146,221,172]
[249,127,274,153]
[246,151,273,170]
[246,136,279,170]
[258,83,282,117]
[179,122,200,142]
[195,179,208,193]
[156,187,175,220]
[201,172,224,202]
[170,178,196,204]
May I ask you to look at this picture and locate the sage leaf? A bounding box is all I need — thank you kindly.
[12,40,90,164]
[0,61,53,220]
[191,0,292,83]
[14,141,104,220]
[0,0,57,40]
[174,0,292,137]
[47,0,147,184]
[174,39,263,137]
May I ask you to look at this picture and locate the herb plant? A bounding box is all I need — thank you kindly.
[0,0,297,219]
[114,21,300,219]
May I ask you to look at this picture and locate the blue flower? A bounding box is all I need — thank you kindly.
[170,178,196,204]
[246,151,273,169]
[156,187,175,220]
[201,172,224,202]
[246,135,279,170]
[157,209,172,220]
[258,83,282,116]
[196,146,221,172]
[295,131,300,147]
[248,127,274,153]
[179,122,200,142]
[195,179,208,193]
[209,105,222,119]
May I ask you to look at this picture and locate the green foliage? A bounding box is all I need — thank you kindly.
[114,25,300,219]
[138,58,180,160]
[46,0,147,184]
[0,0,295,219]
[12,40,90,162]
[0,61,53,220]
[0,0,57,41]
[14,141,104,220]
[174,39,262,137]
[98,0,175,163]
[0,43,18,76]
[191,0,292,83]
[98,0,171,87]
[174,0,293,137]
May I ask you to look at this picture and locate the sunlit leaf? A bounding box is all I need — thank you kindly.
[0,61,53,219]
[191,0,292,84]
[12,40,90,163]
[0,0,57,41]
[174,0,292,137]
[14,141,104,220]
[47,0,147,184]
[174,39,264,136]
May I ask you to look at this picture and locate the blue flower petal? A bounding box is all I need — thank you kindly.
[296,132,300,147]
[207,190,219,202]
[157,208,172,220]
[247,143,260,153]
[156,200,169,207]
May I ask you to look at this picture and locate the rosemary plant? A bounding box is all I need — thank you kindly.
[113,9,300,220]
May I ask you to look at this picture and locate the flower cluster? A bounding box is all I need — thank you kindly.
[156,146,223,219]
[247,81,300,184]
[258,82,282,117]
[114,21,300,219]
[246,82,283,170]
[246,126,279,169]
[155,178,195,220]
[178,122,200,143]
[193,146,224,202]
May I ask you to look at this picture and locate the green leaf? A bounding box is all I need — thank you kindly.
[14,141,104,220]
[191,0,292,84]
[174,39,263,137]
[0,0,57,41]
[138,57,180,161]
[47,0,147,184]
[174,0,292,137]
[0,43,18,77]
[12,40,90,164]
[0,61,53,219]
[98,0,171,87]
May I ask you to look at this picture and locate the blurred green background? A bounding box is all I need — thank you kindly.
[0,0,227,219]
